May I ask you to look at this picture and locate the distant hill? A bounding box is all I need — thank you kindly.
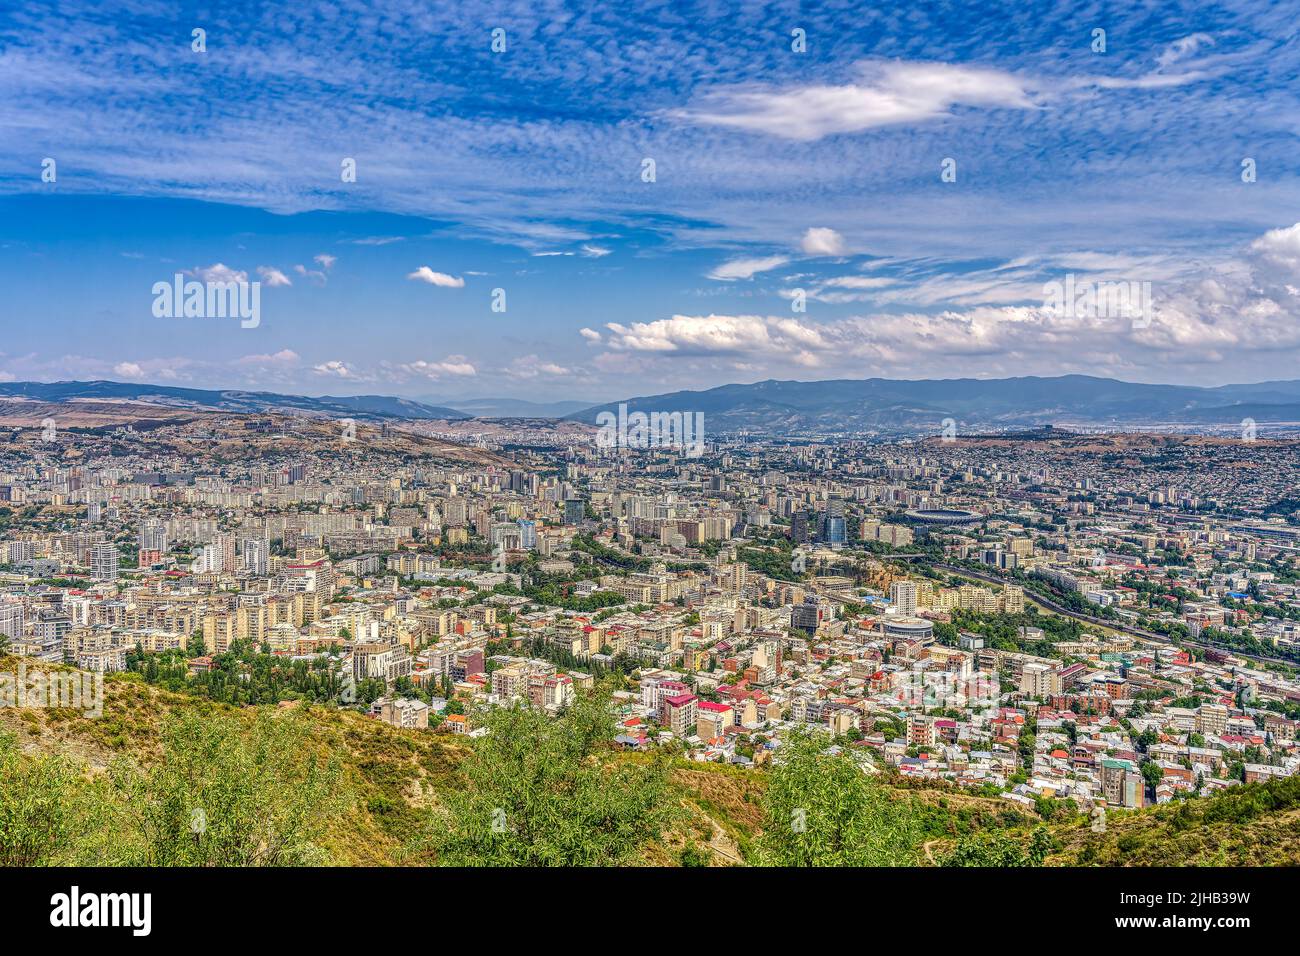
[439,396,592,418]
[0,381,470,421]
[568,375,1300,435]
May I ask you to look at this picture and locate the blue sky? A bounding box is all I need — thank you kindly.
[2,0,1300,401]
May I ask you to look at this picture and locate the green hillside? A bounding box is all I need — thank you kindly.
[4,658,1298,867]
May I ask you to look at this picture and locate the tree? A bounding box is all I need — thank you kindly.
[108,710,346,866]
[421,687,676,866]
[941,825,1054,867]
[755,727,918,866]
[0,731,89,865]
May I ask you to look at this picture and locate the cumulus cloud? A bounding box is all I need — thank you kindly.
[579,327,602,343]
[190,263,248,284]
[256,266,292,287]
[1249,223,1300,280]
[674,60,1037,140]
[401,356,477,378]
[595,222,1300,379]
[407,266,465,287]
[313,360,353,378]
[604,314,829,367]
[708,254,789,281]
[113,361,145,379]
[800,227,848,256]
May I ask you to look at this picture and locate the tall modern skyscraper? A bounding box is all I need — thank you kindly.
[820,497,845,543]
[563,498,585,526]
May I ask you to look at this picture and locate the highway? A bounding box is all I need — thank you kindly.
[926,562,1297,670]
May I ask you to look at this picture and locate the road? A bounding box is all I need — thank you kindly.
[928,563,1297,670]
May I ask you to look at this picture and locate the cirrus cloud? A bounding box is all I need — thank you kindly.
[673,60,1038,141]
[707,255,789,281]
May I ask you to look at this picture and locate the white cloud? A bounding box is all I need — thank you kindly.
[401,356,477,378]
[313,360,353,378]
[190,263,248,284]
[113,361,145,379]
[407,266,465,287]
[604,314,828,366]
[314,253,337,270]
[674,60,1037,141]
[579,327,602,343]
[1249,223,1300,279]
[596,223,1300,379]
[800,227,847,256]
[580,243,612,258]
[791,274,897,303]
[1158,34,1215,68]
[256,266,292,287]
[237,349,299,365]
[509,354,571,378]
[708,254,789,281]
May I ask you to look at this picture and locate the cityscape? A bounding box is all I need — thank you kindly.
[0,0,1295,931]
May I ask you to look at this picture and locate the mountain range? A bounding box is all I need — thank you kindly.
[5,375,1300,434]
[0,380,469,421]
[567,375,1300,434]
[429,396,593,418]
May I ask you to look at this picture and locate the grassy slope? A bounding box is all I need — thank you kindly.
[7,662,1299,866]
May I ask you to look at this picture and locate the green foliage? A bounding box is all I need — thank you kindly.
[941,825,1055,867]
[421,688,677,866]
[126,643,347,706]
[0,731,88,865]
[755,727,919,866]
[107,710,347,866]
[737,543,802,582]
[0,709,346,866]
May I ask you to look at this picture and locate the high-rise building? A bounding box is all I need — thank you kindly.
[890,580,918,616]
[241,537,269,575]
[195,543,222,574]
[791,596,821,635]
[137,517,168,566]
[215,532,236,573]
[823,514,846,544]
[0,599,24,640]
[791,511,810,544]
[563,498,586,526]
[517,519,537,549]
[90,541,118,582]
